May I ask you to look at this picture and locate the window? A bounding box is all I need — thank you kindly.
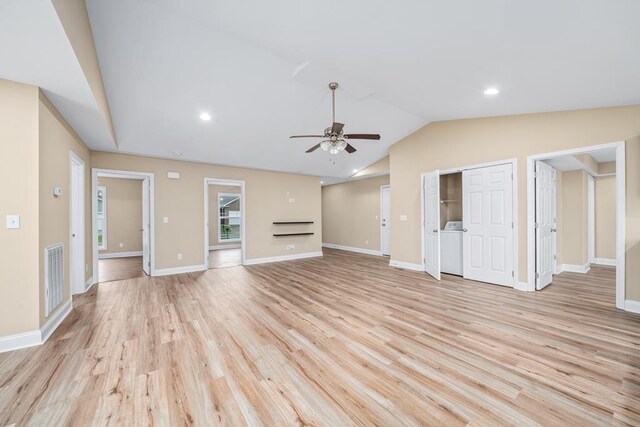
[218,193,241,242]
[97,186,107,250]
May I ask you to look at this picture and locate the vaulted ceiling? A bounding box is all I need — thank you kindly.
[2,1,640,179]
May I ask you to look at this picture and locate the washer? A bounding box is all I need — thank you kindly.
[441,221,463,276]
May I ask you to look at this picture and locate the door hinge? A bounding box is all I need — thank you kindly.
[534,172,538,179]
[535,272,540,279]
[512,222,514,229]
[553,254,557,260]
[535,222,539,229]
[148,261,150,267]
[511,270,514,277]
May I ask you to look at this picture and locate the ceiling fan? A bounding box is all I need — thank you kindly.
[290,82,381,154]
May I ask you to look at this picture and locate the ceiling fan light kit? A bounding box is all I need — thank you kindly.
[291,82,381,155]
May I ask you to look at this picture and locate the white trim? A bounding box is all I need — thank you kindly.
[559,263,591,274]
[205,178,246,267]
[40,299,72,343]
[526,141,626,309]
[98,251,143,259]
[92,168,155,286]
[209,244,241,250]
[244,251,322,266]
[322,243,382,256]
[624,300,640,314]
[96,185,107,251]
[593,257,616,266]
[380,185,390,256]
[153,264,207,276]
[420,158,518,288]
[587,175,595,264]
[0,299,72,354]
[69,151,86,296]
[389,259,424,271]
[85,276,94,292]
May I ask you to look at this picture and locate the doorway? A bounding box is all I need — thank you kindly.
[422,159,517,287]
[69,151,85,295]
[380,185,390,256]
[91,169,154,285]
[204,178,245,268]
[528,142,623,308]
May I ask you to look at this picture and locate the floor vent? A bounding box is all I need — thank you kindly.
[45,243,64,317]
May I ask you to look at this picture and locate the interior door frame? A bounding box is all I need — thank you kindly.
[204,178,246,267]
[69,151,85,295]
[379,185,390,256]
[587,174,595,264]
[526,141,626,309]
[421,158,518,287]
[91,168,155,287]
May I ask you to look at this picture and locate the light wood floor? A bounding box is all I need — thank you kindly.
[209,248,242,269]
[1,249,639,426]
[98,256,146,283]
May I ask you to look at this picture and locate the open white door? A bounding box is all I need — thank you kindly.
[70,154,85,294]
[423,171,441,280]
[463,163,514,286]
[535,161,556,289]
[380,186,390,255]
[142,177,151,275]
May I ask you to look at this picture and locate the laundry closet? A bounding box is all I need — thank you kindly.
[423,162,515,287]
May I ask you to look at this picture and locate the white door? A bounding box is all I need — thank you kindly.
[380,186,391,255]
[70,156,85,294]
[142,177,151,275]
[463,163,514,286]
[535,161,556,289]
[423,171,441,280]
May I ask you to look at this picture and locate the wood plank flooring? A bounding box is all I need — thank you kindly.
[98,256,146,283]
[1,248,639,426]
[209,249,242,269]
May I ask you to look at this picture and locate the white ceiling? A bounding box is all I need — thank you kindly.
[2,1,639,179]
[0,0,115,152]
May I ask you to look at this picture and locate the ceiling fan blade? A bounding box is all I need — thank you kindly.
[344,134,380,140]
[290,135,324,138]
[305,143,321,153]
[331,122,344,134]
[344,143,357,154]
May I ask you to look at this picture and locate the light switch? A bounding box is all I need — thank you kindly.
[6,215,20,229]
[400,214,408,221]
[163,216,169,224]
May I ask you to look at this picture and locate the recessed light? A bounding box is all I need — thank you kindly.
[199,112,212,121]
[320,181,324,184]
[352,169,359,173]
[484,87,500,95]
[172,151,182,157]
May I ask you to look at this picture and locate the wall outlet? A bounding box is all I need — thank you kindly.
[6,214,20,229]
[163,216,169,224]
[177,253,182,260]
[288,197,295,203]
[286,244,295,250]
[365,240,369,245]
[400,214,408,221]
[119,242,124,248]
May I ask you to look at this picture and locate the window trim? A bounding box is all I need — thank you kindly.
[97,185,107,250]
[217,192,241,243]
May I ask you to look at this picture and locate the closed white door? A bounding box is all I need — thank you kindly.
[535,161,556,289]
[380,186,390,255]
[70,157,85,294]
[142,177,151,275]
[463,163,514,286]
[423,171,441,280]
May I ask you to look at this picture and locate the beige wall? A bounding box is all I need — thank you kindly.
[353,156,390,178]
[321,175,390,252]
[209,184,242,247]
[558,170,588,266]
[626,136,640,301]
[98,177,142,255]
[38,92,92,328]
[0,80,40,336]
[595,175,616,260]
[599,161,616,175]
[90,152,321,268]
[388,105,640,298]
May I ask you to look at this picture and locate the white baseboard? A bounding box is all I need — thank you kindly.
[322,243,382,256]
[593,257,616,266]
[514,281,533,292]
[209,244,241,250]
[389,259,424,272]
[85,276,95,292]
[98,251,143,259]
[153,264,207,277]
[559,263,590,274]
[245,251,323,266]
[625,300,640,314]
[0,299,72,354]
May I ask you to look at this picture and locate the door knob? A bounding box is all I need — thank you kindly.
[551,228,557,232]
[463,228,468,232]
[432,229,438,233]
